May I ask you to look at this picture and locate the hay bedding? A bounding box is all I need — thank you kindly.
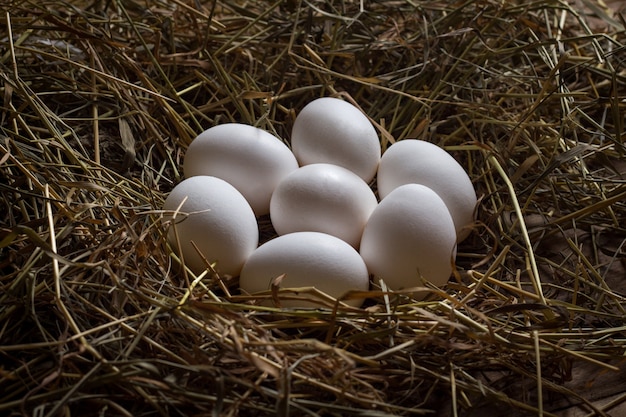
[0,0,625,416]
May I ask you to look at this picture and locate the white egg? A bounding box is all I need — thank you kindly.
[183,123,299,216]
[377,139,477,241]
[269,163,378,248]
[359,184,457,294]
[240,232,370,308]
[291,97,381,183]
[163,176,259,276]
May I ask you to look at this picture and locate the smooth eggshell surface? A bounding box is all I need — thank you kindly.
[240,232,370,308]
[359,184,457,295]
[163,176,259,276]
[183,123,299,215]
[270,163,378,248]
[291,97,381,183]
[377,139,477,241]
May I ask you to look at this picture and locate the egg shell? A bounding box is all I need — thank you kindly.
[269,163,378,248]
[377,139,477,241]
[183,123,299,216]
[359,184,457,294]
[240,232,370,308]
[163,176,259,276]
[291,97,381,182]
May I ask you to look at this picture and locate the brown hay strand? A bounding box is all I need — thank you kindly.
[1,0,625,415]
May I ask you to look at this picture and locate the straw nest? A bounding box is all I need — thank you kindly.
[1,0,625,416]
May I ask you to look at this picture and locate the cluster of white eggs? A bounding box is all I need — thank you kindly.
[162,97,477,308]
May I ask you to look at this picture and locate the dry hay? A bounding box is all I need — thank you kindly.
[1,0,625,416]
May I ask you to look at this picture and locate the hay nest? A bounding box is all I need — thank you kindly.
[1,0,625,415]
